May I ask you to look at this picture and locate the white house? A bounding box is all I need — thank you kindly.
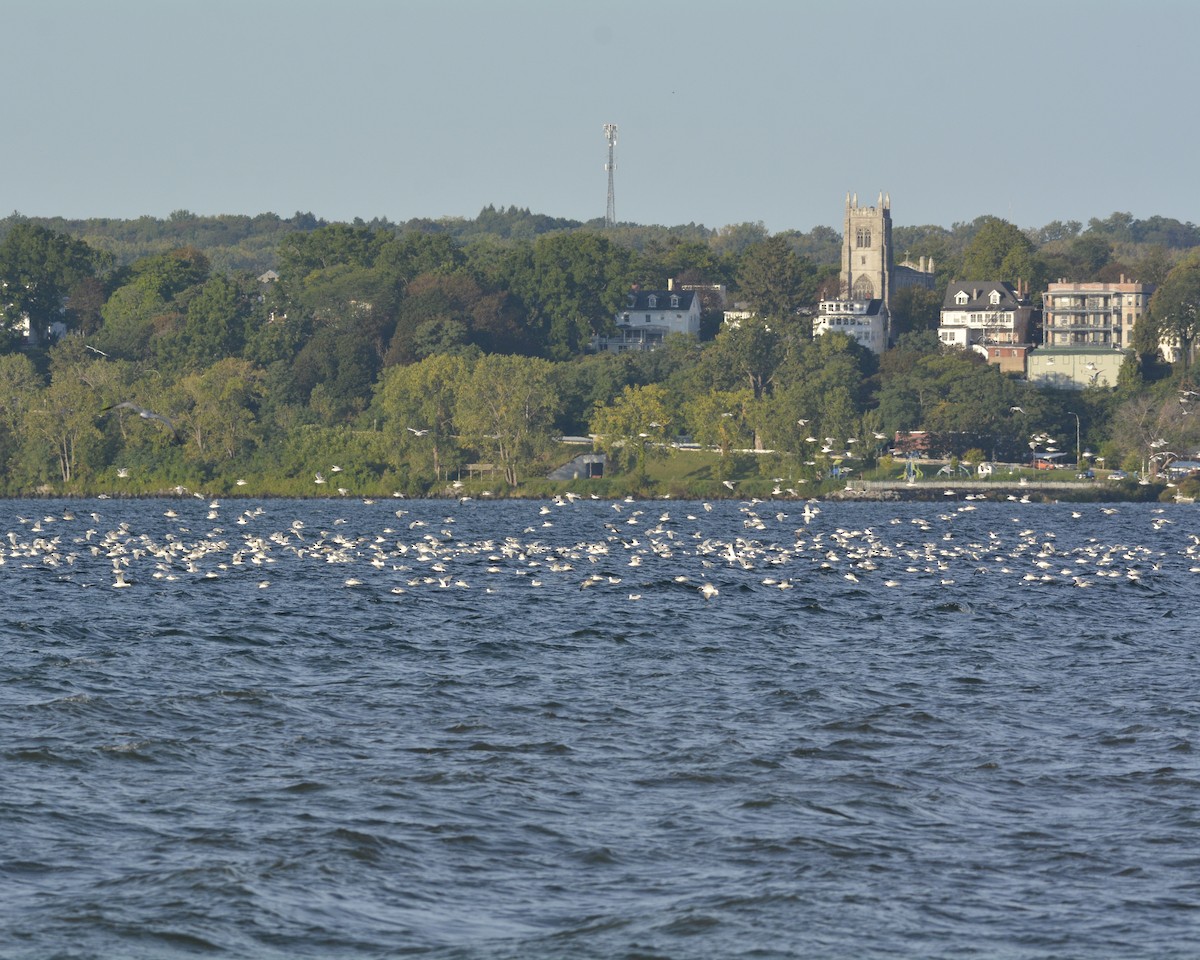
[813,298,888,353]
[938,281,1035,351]
[594,281,702,352]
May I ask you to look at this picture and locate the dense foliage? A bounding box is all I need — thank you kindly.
[1,206,1199,497]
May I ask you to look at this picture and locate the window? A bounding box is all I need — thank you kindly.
[670,295,679,308]
[989,290,1001,305]
[647,295,657,308]
[955,291,969,305]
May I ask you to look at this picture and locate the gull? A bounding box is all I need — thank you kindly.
[101,401,177,438]
[1010,406,1025,413]
[699,582,719,600]
[722,480,737,490]
[407,427,429,436]
[85,344,108,357]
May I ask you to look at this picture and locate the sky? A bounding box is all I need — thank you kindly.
[4,0,1198,235]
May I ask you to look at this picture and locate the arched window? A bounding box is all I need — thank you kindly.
[852,275,874,300]
[856,228,871,248]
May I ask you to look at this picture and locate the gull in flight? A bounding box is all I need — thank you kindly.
[407,427,430,436]
[101,401,177,439]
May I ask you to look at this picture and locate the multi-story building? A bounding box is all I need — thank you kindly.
[593,280,701,352]
[841,192,894,304]
[937,281,1037,350]
[812,299,888,353]
[1041,277,1150,350]
[815,192,935,353]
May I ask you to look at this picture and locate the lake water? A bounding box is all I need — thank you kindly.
[3,495,1199,959]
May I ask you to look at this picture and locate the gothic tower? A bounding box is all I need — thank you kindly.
[840,192,893,307]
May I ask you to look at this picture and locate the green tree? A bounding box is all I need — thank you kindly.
[590,383,673,481]
[375,353,470,481]
[960,216,1043,288]
[0,353,41,483]
[683,388,755,475]
[503,233,635,359]
[94,282,170,360]
[24,374,102,484]
[276,224,384,280]
[888,286,943,339]
[176,358,265,463]
[735,235,814,321]
[167,274,250,370]
[704,315,783,399]
[455,354,559,485]
[128,246,210,300]
[1150,249,1200,368]
[0,223,102,348]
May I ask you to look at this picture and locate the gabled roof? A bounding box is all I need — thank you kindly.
[942,281,1021,310]
[625,289,697,311]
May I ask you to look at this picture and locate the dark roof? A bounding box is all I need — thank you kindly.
[942,281,1021,310]
[625,290,697,311]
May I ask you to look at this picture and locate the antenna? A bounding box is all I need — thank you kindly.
[603,123,618,227]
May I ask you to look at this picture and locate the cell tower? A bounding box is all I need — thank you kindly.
[603,123,618,227]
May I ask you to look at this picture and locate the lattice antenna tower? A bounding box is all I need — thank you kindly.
[603,123,618,227]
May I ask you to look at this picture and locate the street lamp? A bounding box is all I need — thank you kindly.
[1067,411,1081,466]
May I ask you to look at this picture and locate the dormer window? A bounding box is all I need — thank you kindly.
[647,295,657,309]
[955,290,969,305]
[670,295,679,308]
[989,290,1002,305]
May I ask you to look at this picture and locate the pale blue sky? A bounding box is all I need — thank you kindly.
[3,0,1196,234]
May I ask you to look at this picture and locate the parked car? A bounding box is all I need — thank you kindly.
[1108,470,1128,481]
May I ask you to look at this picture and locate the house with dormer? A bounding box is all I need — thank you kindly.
[938,281,1037,352]
[593,280,702,352]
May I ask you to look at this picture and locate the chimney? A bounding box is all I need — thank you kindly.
[668,278,674,291]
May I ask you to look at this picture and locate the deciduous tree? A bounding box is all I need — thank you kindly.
[455,354,559,485]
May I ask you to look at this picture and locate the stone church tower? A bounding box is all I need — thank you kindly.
[840,192,894,306]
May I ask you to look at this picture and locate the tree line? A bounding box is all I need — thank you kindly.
[0,207,1198,497]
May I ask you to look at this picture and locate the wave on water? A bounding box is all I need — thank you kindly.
[2,497,1200,958]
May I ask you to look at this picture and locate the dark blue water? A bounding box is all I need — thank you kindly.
[3,495,1200,959]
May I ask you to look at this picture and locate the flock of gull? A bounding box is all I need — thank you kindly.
[0,493,1196,600]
